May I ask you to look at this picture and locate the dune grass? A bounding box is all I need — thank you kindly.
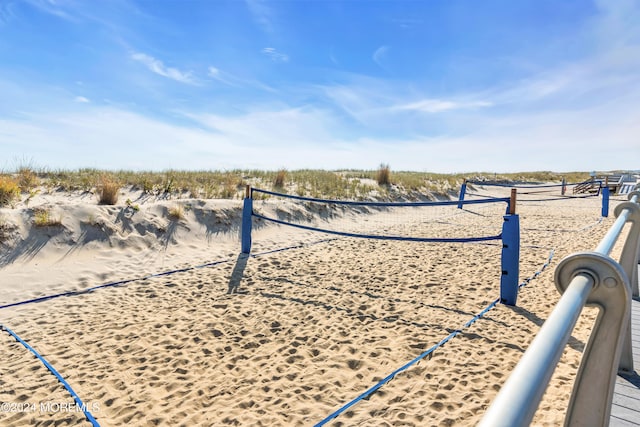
[0,166,592,203]
[168,205,185,221]
[97,175,120,205]
[33,208,62,227]
[0,176,20,206]
[376,164,391,186]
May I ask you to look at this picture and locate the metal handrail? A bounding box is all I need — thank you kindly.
[479,189,640,427]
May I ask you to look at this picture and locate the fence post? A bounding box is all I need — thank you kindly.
[561,177,566,196]
[457,179,467,209]
[500,189,520,306]
[241,185,253,254]
[602,186,610,217]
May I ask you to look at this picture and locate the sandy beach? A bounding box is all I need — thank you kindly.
[0,184,628,426]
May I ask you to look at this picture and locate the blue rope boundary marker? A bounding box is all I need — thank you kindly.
[1,237,344,312]
[0,258,231,310]
[314,249,555,427]
[0,237,340,426]
[1,324,100,426]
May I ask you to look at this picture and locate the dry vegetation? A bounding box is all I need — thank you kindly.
[168,204,185,220]
[0,215,13,242]
[0,176,20,206]
[376,163,391,186]
[0,167,592,203]
[97,175,120,205]
[32,208,62,227]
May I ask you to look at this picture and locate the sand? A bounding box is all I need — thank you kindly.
[0,184,630,426]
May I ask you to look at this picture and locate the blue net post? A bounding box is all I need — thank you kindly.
[457,179,467,209]
[601,185,610,217]
[241,185,253,254]
[500,189,520,306]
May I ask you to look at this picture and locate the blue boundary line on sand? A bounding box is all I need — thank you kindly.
[0,258,231,310]
[0,238,342,311]
[1,324,100,426]
[0,203,582,425]
[314,248,556,427]
[0,237,341,427]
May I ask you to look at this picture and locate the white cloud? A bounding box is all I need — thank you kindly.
[262,47,289,63]
[74,96,90,103]
[2,97,638,173]
[4,0,640,173]
[372,45,389,67]
[131,52,196,84]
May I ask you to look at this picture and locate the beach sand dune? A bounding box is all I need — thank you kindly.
[0,187,627,426]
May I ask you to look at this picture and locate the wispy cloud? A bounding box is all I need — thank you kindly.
[372,45,389,67]
[23,0,77,21]
[246,0,275,33]
[131,52,196,84]
[74,96,90,103]
[207,65,277,92]
[0,1,17,25]
[393,99,493,113]
[392,18,423,30]
[262,47,289,63]
[207,66,236,86]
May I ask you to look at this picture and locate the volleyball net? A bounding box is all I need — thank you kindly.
[247,187,511,243]
[458,179,610,216]
[242,186,521,306]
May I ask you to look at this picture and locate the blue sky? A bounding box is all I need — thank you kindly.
[0,0,638,172]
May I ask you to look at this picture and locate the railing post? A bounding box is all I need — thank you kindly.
[561,177,566,196]
[457,179,467,209]
[614,191,640,373]
[554,252,631,426]
[500,189,519,306]
[601,185,610,217]
[241,185,253,254]
[615,191,640,298]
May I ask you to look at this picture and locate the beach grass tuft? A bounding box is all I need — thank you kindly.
[376,164,391,186]
[33,208,62,227]
[98,175,120,205]
[273,169,287,189]
[0,176,20,206]
[168,205,185,220]
[17,167,39,192]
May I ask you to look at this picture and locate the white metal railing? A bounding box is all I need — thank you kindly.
[479,188,640,427]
